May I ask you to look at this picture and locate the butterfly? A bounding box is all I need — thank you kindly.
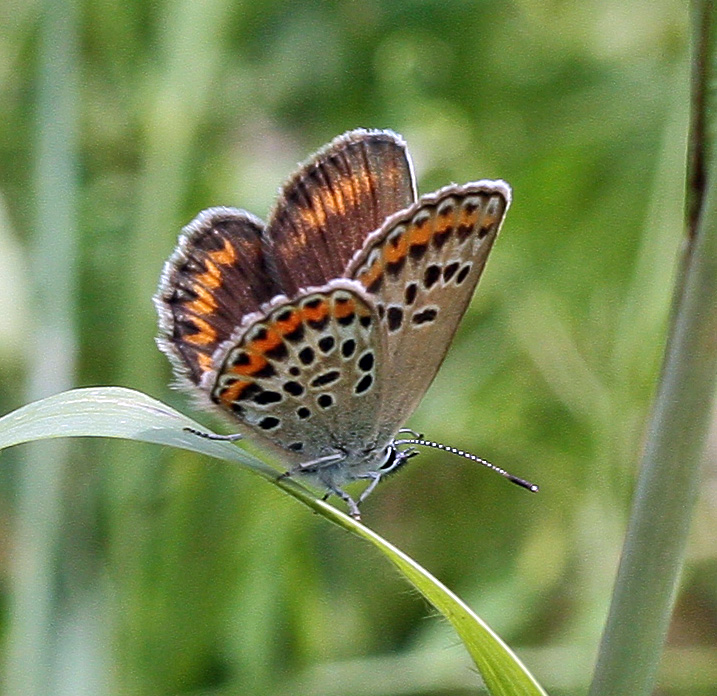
[154,128,536,519]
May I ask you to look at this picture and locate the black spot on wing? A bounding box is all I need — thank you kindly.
[258,416,280,430]
[310,370,341,388]
[355,374,373,394]
[387,306,403,332]
[412,307,438,325]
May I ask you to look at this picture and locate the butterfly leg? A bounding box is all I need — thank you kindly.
[274,452,361,518]
[277,452,344,482]
[183,427,243,441]
[355,444,421,504]
[323,483,362,520]
[397,428,423,438]
[357,472,383,505]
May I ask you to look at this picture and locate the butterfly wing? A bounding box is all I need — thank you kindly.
[154,127,411,390]
[206,280,385,463]
[266,128,417,295]
[154,207,279,388]
[347,180,511,431]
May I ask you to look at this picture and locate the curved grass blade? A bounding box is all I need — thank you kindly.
[0,386,273,475]
[0,387,546,696]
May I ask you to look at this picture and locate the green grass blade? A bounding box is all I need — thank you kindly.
[328,518,548,696]
[0,387,547,696]
[0,387,275,477]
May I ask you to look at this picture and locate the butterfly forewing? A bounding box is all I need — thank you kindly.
[347,181,510,431]
[155,207,279,386]
[266,129,417,295]
[208,281,385,463]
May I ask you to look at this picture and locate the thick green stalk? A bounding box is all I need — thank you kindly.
[588,2,717,694]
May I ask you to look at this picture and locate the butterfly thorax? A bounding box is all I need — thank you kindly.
[288,438,397,488]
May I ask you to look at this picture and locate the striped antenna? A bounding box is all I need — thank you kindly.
[394,436,539,493]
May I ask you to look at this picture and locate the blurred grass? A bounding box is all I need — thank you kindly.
[3,2,80,695]
[0,1,713,695]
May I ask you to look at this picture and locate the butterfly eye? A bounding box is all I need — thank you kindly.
[379,446,398,470]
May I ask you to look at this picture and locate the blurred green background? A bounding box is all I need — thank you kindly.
[1,1,714,695]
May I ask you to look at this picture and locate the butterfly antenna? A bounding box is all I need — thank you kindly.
[394,438,539,492]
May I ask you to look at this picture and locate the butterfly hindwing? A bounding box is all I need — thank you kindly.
[347,181,511,430]
[207,281,385,463]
